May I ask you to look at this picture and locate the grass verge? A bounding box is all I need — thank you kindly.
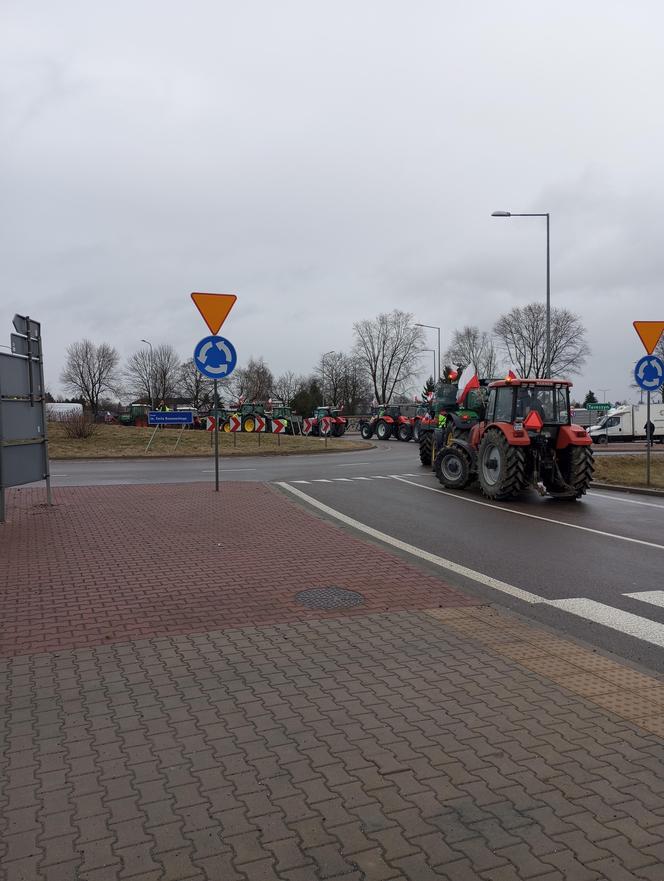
[47,423,372,459]
[593,454,664,489]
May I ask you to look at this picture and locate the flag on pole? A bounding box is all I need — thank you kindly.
[456,365,480,404]
[505,370,517,381]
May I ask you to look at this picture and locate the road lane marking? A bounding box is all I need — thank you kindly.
[201,468,257,472]
[371,475,392,479]
[546,598,664,649]
[312,479,333,483]
[354,477,372,480]
[332,478,353,482]
[625,591,664,608]
[291,480,311,484]
[587,492,664,510]
[390,476,664,552]
[277,482,542,603]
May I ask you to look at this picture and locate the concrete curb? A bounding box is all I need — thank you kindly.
[591,481,664,498]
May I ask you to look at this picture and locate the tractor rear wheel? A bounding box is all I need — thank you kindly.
[435,447,472,489]
[243,416,255,432]
[477,428,528,500]
[332,424,343,437]
[547,446,595,499]
[419,431,433,466]
[376,420,392,441]
[397,424,412,442]
[360,423,373,440]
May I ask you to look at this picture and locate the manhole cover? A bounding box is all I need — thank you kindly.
[295,587,365,610]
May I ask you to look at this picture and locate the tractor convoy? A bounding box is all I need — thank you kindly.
[359,405,421,442]
[419,375,594,501]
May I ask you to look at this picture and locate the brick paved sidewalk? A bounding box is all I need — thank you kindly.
[2,484,664,880]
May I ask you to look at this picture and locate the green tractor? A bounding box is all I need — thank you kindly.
[418,381,485,468]
[268,403,296,434]
[223,402,266,432]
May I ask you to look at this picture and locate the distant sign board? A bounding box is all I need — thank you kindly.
[147,411,194,426]
[586,403,611,411]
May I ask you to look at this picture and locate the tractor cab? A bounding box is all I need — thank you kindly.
[485,380,571,434]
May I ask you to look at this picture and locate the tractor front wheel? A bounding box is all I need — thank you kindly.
[360,423,373,440]
[397,424,412,442]
[222,421,231,433]
[547,446,595,499]
[376,420,392,441]
[435,447,472,490]
[243,416,255,432]
[419,431,433,466]
[477,429,528,500]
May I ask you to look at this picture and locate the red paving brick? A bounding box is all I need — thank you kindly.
[0,483,476,657]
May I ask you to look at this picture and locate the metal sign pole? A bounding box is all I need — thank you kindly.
[214,379,220,491]
[36,330,52,506]
[647,390,651,487]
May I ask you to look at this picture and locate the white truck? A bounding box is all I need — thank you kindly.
[588,403,664,444]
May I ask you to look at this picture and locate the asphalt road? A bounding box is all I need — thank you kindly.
[47,442,664,673]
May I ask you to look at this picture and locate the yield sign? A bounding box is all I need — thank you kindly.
[633,321,664,355]
[191,292,237,335]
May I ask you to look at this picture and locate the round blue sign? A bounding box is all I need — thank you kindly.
[634,354,664,392]
[194,335,237,379]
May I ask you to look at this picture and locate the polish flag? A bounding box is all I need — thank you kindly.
[505,370,517,381]
[456,365,480,404]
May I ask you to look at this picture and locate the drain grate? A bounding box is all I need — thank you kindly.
[295,587,365,610]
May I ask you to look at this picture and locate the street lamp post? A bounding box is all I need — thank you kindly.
[141,339,154,410]
[421,349,436,383]
[415,324,440,381]
[491,211,551,378]
[598,388,610,403]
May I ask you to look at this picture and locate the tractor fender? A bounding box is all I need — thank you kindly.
[556,424,592,449]
[483,422,531,446]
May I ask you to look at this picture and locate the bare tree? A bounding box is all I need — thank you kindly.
[60,339,120,415]
[226,357,274,402]
[493,303,589,378]
[125,344,181,405]
[353,310,425,404]
[316,351,345,405]
[179,359,213,409]
[444,325,498,378]
[273,370,300,406]
[338,354,372,412]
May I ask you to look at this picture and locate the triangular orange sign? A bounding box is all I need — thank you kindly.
[191,292,237,335]
[633,321,664,355]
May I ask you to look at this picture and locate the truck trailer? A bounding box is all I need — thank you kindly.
[588,403,664,444]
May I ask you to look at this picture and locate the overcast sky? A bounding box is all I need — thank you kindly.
[2,0,662,402]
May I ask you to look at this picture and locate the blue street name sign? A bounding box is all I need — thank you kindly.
[194,335,237,380]
[634,355,664,392]
[148,411,194,426]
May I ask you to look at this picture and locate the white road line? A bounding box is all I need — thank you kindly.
[587,491,664,510]
[312,479,333,483]
[625,591,664,608]
[390,476,664,553]
[353,477,372,481]
[546,598,664,649]
[332,478,353,482]
[291,480,311,484]
[277,482,543,603]
[371,475,392,479]
[280,481,664,649]
[50,474,69,477]
[201,468,257,472]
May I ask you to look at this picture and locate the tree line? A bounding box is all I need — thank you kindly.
[60,301,591,415]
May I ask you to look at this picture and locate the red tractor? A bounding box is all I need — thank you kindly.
[305,406,348,437]
[360,405,415,441]
[433,378,594,500]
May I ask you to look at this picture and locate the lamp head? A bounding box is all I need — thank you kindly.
[491,211,511,217]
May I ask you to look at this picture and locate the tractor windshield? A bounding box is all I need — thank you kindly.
[515,385,570,424]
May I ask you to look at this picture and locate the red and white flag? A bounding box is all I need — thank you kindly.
[505,370,517,381]
[456,365,480,405]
